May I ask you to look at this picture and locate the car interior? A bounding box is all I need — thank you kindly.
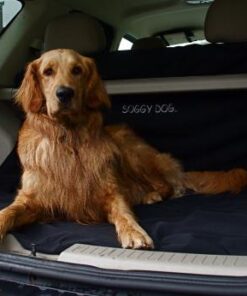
[1,0,247,294]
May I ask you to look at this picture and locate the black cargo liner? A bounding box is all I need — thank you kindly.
[96,43,247,80]
[1,90,247,256]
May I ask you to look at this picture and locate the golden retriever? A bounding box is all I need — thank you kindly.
[0,49,247,249]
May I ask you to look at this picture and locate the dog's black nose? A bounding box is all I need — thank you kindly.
[56,86,74,104]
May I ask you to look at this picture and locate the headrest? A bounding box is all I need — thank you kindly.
[44,13,106,55]
[132,37,165,50]
[205,0,247,43]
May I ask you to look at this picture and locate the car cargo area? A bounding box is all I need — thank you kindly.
[1,88,247,260]
[1,0,247,295]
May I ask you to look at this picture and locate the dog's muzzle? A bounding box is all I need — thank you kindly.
[56,86,74,105]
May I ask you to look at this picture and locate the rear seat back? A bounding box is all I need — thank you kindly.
[131,37,165,50]
[96,43,247,80]
[97,0,247,80]
[101,0,247,172]
[0,101,21,166]
[105,89,247,171]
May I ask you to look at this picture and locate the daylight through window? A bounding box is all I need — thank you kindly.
[0,0,22,33]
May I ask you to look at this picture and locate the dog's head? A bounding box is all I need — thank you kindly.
[16,49,110,123]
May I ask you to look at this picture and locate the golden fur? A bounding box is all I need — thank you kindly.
[0,49,247,249]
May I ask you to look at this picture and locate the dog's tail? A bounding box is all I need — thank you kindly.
[184,168,247,194]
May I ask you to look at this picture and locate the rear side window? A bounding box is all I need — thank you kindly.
[0,0,22,33]
[118,37,133,51]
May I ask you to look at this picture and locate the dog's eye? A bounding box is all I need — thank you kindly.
[43,68,53,76]
[72,66,82,75]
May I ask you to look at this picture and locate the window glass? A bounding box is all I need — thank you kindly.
[168,39,209,48]
[0,0,22,33]
[118,37,133,51]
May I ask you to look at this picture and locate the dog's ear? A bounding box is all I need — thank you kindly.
[15,59,44,113]
[83,57,111,110]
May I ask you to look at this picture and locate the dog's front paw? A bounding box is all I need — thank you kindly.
[172,183,186,198]
[119,227,154,249]
[143,192,163,204]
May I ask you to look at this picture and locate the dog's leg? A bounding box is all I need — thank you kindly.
[0,191,41,239]
[106,194,154,249]
[155,153,185,198]
[184,169,247,194]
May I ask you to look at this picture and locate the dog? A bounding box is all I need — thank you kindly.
[0,49,247,249]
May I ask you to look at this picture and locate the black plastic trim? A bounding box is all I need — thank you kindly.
[0,252,247,295]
